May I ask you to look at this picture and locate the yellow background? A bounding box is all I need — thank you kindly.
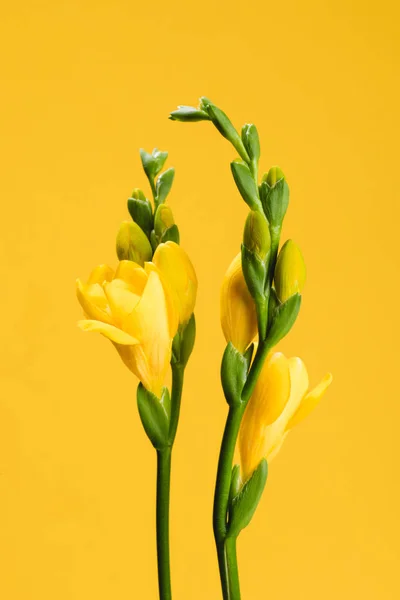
[1,1,399,598]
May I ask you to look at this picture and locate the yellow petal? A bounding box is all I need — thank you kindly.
[145,262,179,337]
[286,372,333,430]
[114,260,148,294]
[239,352,291,481]
[87,264,114,285]
[258,356,309,461]
[77,319,139,345]
[124,270,172,395]
[103,279,141,323]
[153,241,197,324]
[76,279,113,324]
[220,253,257,353]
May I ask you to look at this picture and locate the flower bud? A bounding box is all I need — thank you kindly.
[127,191,153,237]
[220,253,257,353]
[274,240,306,302]
[154,204,175,238]
[263,166,285,187]
[243,211,271,261]
[116,221,153,266]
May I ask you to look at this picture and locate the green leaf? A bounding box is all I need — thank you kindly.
[267,293,301,347]
[156,167,175,204]
[137,384,170,449]
[160,224,180,244]
[241,123,260,164]
[221,342,248,406]
[169,105,210,122]
[179,314,196,367]
[229,464,242,506]
[228,459,268,537]
[127,196,153,237]
[260,177,290,228]
[200,97,250,163]
[231,160,262,211]
[243,343,254,370]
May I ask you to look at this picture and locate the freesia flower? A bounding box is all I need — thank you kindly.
[239,351,332,481]
[220,253,257,353]
[76,260,178,397]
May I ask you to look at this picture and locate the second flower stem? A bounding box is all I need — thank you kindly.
[213,341,270,599]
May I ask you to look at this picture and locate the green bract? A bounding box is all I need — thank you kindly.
[137,384,171,450]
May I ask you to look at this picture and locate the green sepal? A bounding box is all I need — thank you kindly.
[169,105,210,122]
[229,464,242,506]
[137,384,170,450]
[161,224,180,244]
[267,293,301,347]
[156,167,175,205]
[241,244,268,300]
[140,148,168,181]
[199,97,250,163]
[227,459,268,537]
[180,314,196,367]
[127,196,153,238]
[231,160,262,211]
[171,315,196,367]
[221,342,248,406]
[241,123,260,164]
[260,176,289,228]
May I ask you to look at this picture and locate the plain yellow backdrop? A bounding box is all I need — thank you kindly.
[1,1,399,598]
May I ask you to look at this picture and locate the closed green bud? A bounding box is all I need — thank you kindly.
[260,166,289,228]
[243,211,271,261]
[127,192,153,237]
[263,166,285,187]
[274,240,306,302]
[169,105,210,122]
[116,221,153,266]
[154,204,175,238]
[231,160,262,211]
[241,124,260,164]
[199,97,250,163]
[156,167,175,205]
[140,148,168,180]
[131,188,147,201]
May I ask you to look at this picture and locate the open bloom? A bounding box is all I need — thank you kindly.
[220,253,257,353]
[153,241,197,325]
[239,351,332,481]
[76,260,178,397]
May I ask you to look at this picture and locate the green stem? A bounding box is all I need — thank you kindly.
[156,447,172,600]
[225,537,240,598]
[213,341,270,599]
[156,363,184,600]
[213,404,245,599]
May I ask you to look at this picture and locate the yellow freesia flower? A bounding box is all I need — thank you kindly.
[239,351,332,481]
[153,241,197,325]
[76,259,178,397]
[220,253,257,353]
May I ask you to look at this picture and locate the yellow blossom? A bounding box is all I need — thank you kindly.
[239,351,332,480]
[220,253,257,353]
[153,241,197,325]
[76,259,178,397]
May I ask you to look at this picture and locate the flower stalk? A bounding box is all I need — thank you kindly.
[170,97,331,599]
